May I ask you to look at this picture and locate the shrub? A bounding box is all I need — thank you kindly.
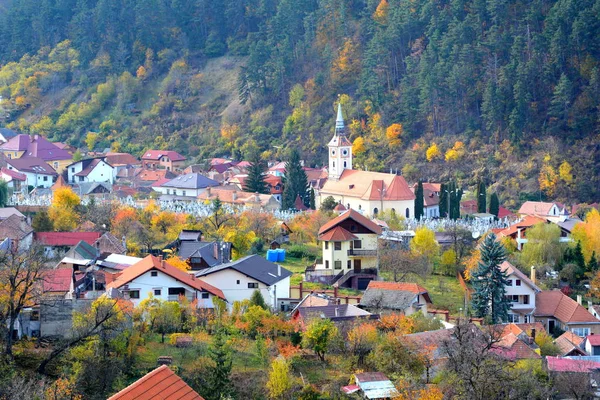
[286,244,318,259]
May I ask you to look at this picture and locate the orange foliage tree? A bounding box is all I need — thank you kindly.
[386,123,404,147]
[572,208,600,263]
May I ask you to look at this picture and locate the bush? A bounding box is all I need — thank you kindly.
[286,244,319,259]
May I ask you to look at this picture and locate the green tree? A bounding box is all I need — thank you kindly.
[309,188,316,210]
[31,210,54,232]
[414,180,424,220]
[282,149,308,210]
[266,357,292,399]
[320,196,337,212]
[302,318,338,362]
[244,155,269,194]
[588,252,599,274]
[519,223,563,268]
[489,193,500,218]
[205,329,235,400]
[0,180,8,207]
[249,289,268,310]
[439,183,448,218]
[471,233,511,323]
[476,181,486,213]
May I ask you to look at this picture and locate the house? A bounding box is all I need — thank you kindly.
[403,328,454,378]
[106,255,225,308]
[72,182,112,197]
[0,128,18,144]
[0,207,25,220]
[0,167,27,193]
[43,268,74,298]
[586,335,600,356]
[66,158,115,184]
[496,215,547,250]
[534,291,600,336]
[5,157,57,188]
[492,324,542,360]
[546,356,600,398]
[555,331,587,356]
[34,232,102,258]
[195,254,292,311]
[412,182,441,218]
[359,281,432,315]
[0,134,72,172]
[317,105,415,217]
[501,261,541,323]
[518,201,566,220]
[197,187,281,211]
[341,372,400,399]
[57,240,99,270]
[107,365,205,400]
[310,209,381,289]
[141,149,186,171]
[93,232,127,255]
[178,241,231,271]
[264,174,284,202]
[291,303,375,327]
[0,214,33,250]
[267,161,287,177]
[153,173,219,200]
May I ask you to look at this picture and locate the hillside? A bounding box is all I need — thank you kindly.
[0,0,599,206]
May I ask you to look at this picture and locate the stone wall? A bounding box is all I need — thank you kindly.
[39,298,93,338]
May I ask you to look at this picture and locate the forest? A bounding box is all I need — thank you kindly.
[0,0,599,206]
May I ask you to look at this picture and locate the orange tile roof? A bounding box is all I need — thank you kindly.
[559,331,585,347]
[497,215,546,238]
[534,291,599,324]
[318,226,357,241]
[318,209,383,236]
[320,169,414,201]
[108,365,204,400]
[518,201,557,216]
[106,255,225,299]
[366,281,429,294]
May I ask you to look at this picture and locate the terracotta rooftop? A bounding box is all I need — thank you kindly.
[34,232,101,246]
[587,335,600,346]
[318,209,382,236]
[497,215,547,238]
[43,268,73,292]
[0,214,33,241]
[534,291,599,324]
[0,167,26,181]
[106,255,225,299]
[320,169,414,201]
[142,150,186,161]
[518,201,559,216]
[546,356,600,372]
[366,281,429,295]
[318,226,357,242]
[105,152,140,166]
[107,365,204,400]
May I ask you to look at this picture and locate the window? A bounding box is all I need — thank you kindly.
[506,280,512,286]
[373,208,378,215]
[43,176,48,181]
[325,260,330,269]
[353,240,362,249]
[511,295,519,303]
[325,241,329,249]
[248,282,259,289]
[236,280,240,284]
[79,176,84,182]
[405,208,410,218]
[182,190,186,196]
[332,161,335,168]
[151,271,158,277]
[358,205,362,210]
[347,260,352,269]
[166,189,170,195]
[507,314,519,323]
[129,290,140,299]
[71,168,75,173]
[201,292,210,299]
[334,242,342,251]
[350,225,357,232]
[515,279,521,286]
[572,327,591,337]
[53,162,59,168]
[154,289,161,296]
[523,295,529,304]
[30,311,39,321]
[343,161,347,168]
[334,261,342,270]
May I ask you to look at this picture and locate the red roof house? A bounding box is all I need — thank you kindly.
[35,232,102,247]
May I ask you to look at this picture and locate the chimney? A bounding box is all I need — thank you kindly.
[122,236,127,255]
[530,265,536,285]
[277,264,281,276]
[232,190,237,201]
[531,328,536,340]
[206,186,211,197]
[162,260,166,269]
[577,295,582,305]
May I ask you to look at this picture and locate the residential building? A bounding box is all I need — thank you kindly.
[141,149,186,171]
[0,128,18,144]
[546,356,600,398]
[412,182,441,218]
[106,255,225,308]
[317,105,415,217]
[107,365,205,400]
[534,291,600,336]
[43,268,75,299]
[310,209,381,289]
[501,261,541,323]
[518,201,567,221]
[0,214,33,250]
[359,281,432,315]
[5,157,57,188]
[178,241,231,271]
[153,173,219,200]
[0,207,25,220]
[67,158,115,184]
[267,161,286,177]
[93,232,127,255]
[290,303,375,327]
[0,134,72,172]
[496,215,548,250]
[197,187,281,211]
[34,232,102,258]
[195,254,291,310]
[555,331,587,356]
[586,335,600,356]
[341,372,400,399]
[0,167,27,193]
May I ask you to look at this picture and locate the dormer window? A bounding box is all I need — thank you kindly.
[331,150,336,156]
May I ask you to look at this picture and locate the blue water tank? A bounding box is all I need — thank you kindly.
[277,249,286,262]
[266,250,278,262]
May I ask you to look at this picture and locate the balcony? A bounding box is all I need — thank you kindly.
[347,249,377,257]
[167,295,195,302]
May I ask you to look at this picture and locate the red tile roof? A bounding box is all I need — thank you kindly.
[1,134,72,161]
[106,255,225,299]
[518,201,558,216]
[498,206,514,219]
[0,167,26,181]
[497,215,546,238]
[34,232,101,246]
[105,153,140,166]
[559,331,585,347]
[546,356,600,372]
[108,365,204,400]
[318,209,383,236]
[535,291,599,324]
[587,335,600,346]
[6,157,57,175]
[366,281,429,295]
[43,268,73,292]
[318,226,357,241]
[142,150,186,162]
[321,170,414,201]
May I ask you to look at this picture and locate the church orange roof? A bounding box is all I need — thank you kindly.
[321,169,415,201]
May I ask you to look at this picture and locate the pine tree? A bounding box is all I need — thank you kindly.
[588,252,599,273]
[250,289,268,310]
[447,181,462,220]
[282,149,308,210]
[476,181,486,213]
[244,155,269,194]
[573,241,587,280]
[0,180,8,207]
[470,233,511,323]
[489,193,500,218]
[439,183,448,218]
[415,180,424,220]
[309,188,316,210]
[205,329,234,400]
[32,210,54,232]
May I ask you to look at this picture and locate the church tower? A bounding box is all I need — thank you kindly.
[328,103,353,181]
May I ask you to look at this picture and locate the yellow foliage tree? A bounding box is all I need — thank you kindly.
[223,228,256,259]
[445,141,466,162]
[538,164,558,196]
[425,143,441,162]
[220,123,240,145]
[166,254,190,271]
[558,161,573,184]
[85,132,98,151]
[266,357,293,399]
[373,0,389,24]
[385,123,403,147]
[353,136,366,155]
[572,209,600,263]
[48,187,81,231]
[410,227,440,261]
[331,39,360,85]
[136,65,147,80]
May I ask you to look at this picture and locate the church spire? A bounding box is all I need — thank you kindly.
[335,103,345,134]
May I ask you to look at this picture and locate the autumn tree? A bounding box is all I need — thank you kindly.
[266,357,293,400]
[385,123,403,147]
[347,322,378,366]
[48,187,81,231]
[410,227,440,266]
[302,318,338,362]
[426,143,441,162]
[572,209,600,263]
[519,223,563,268]
[379,241,430,281]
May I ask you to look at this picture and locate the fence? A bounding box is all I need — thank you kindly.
[289,282,362,305]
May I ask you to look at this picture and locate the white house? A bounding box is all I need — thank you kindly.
[105,255,225,308]
[195,254,292,311]
[518,201,567,222]
[501,261,541,323]
[5,157,57,188]
[153,173,220,200]
[67,158,115,184]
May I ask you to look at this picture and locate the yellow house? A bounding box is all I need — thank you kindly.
[0,134,72,173]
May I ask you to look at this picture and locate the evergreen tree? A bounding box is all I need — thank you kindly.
[32,210,54,232]
[447,181,463,220]
[588,252,599,273]
[249,289,268,310]
[573,241,587,280]
[244,155,269,194]
[476,181,486,213]
[415,180,424,220]
[309,188,316,210]
[471,233,511,323]
[439,183,448,218]
[489,193,500,218]
[205,329,234,400]
[282,149,308,210]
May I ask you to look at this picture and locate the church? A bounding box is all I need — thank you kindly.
[317,105,415,218]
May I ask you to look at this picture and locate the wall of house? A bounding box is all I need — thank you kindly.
[424,205,440,218]
[40,299,93,338]
[85,161,114,183]
[317,233,378,272]
[20,171,54,188]
[67,162,84,183]
[198,269,290,311]
[505,273,537,323]
[110,269,217,308]
[317,194,414,219]
[153,186,206,197]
